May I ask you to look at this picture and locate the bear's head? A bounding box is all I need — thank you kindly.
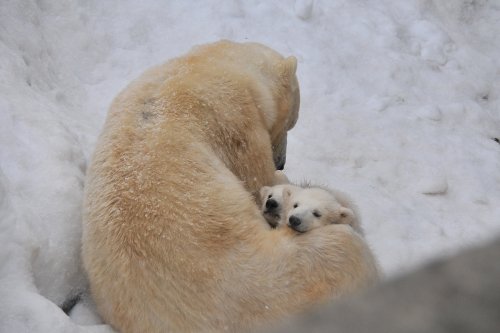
[283,187,356,233]
[191,40,300,170]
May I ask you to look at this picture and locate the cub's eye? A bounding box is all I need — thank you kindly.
[313,211,321,218]
[268,194,272,199]
[293,203,298,208]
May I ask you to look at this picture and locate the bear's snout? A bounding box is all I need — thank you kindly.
[289,215,301,227]
[266,199,279,210]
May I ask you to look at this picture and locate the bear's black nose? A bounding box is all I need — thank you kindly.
[289,215,301,227]
[266,199,278,210]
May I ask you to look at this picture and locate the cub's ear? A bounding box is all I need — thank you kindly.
[260,186,271,199]
[273,170,290,185]
[337,207,355,226]
[279,56,298,81]
[283,187,293,198]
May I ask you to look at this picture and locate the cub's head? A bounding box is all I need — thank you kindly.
[283,187,357,233]
[259,184,300,228]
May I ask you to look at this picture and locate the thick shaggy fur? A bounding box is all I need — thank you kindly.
[82,41,378,333]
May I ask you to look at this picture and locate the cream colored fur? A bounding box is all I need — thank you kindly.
[259,171,300,228]
[82,40,378,333]
[283,186,364,234]
[260,173,364,234]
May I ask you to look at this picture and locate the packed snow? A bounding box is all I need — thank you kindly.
[1,0,499,332]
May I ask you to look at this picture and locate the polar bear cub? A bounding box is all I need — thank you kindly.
[259,171,363,234]
[259,183,300,228]
[282,185,363,234]
[259,170,299,228]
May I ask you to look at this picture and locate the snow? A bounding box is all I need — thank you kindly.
[1,0,499,331]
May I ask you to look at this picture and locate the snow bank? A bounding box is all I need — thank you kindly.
[1,0,499,331]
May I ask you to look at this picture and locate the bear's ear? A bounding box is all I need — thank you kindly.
[338,207,355,226]
[283,187,293,198]
[273,170,290,185]
[284,56,298,74]
[278,56,297,81]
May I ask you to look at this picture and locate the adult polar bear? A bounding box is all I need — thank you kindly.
[82,41,378,333]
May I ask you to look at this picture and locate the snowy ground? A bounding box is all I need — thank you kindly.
[1,0,499,332]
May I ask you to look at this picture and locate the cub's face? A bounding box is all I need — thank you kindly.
[283,187,355,233]
[259,184,299,228]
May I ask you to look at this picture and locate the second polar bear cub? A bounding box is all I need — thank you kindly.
[283,185,363,234]
[260,172,363,234]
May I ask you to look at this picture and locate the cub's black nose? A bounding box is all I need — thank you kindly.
[289,215,301,227]
[266,199,278,210]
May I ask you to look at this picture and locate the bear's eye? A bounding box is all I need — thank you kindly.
[293,203,298,208]
[313,211,321,218]
[268,194,272,199]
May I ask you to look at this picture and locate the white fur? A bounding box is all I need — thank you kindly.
[260,178,363,235]
[283,186,363,234]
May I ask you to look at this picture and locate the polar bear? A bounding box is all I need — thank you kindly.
[259,170,300,228]
[283,186,363,234]
[260,172,363,234]
[82,40,378,333]
[259,183,299,228]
